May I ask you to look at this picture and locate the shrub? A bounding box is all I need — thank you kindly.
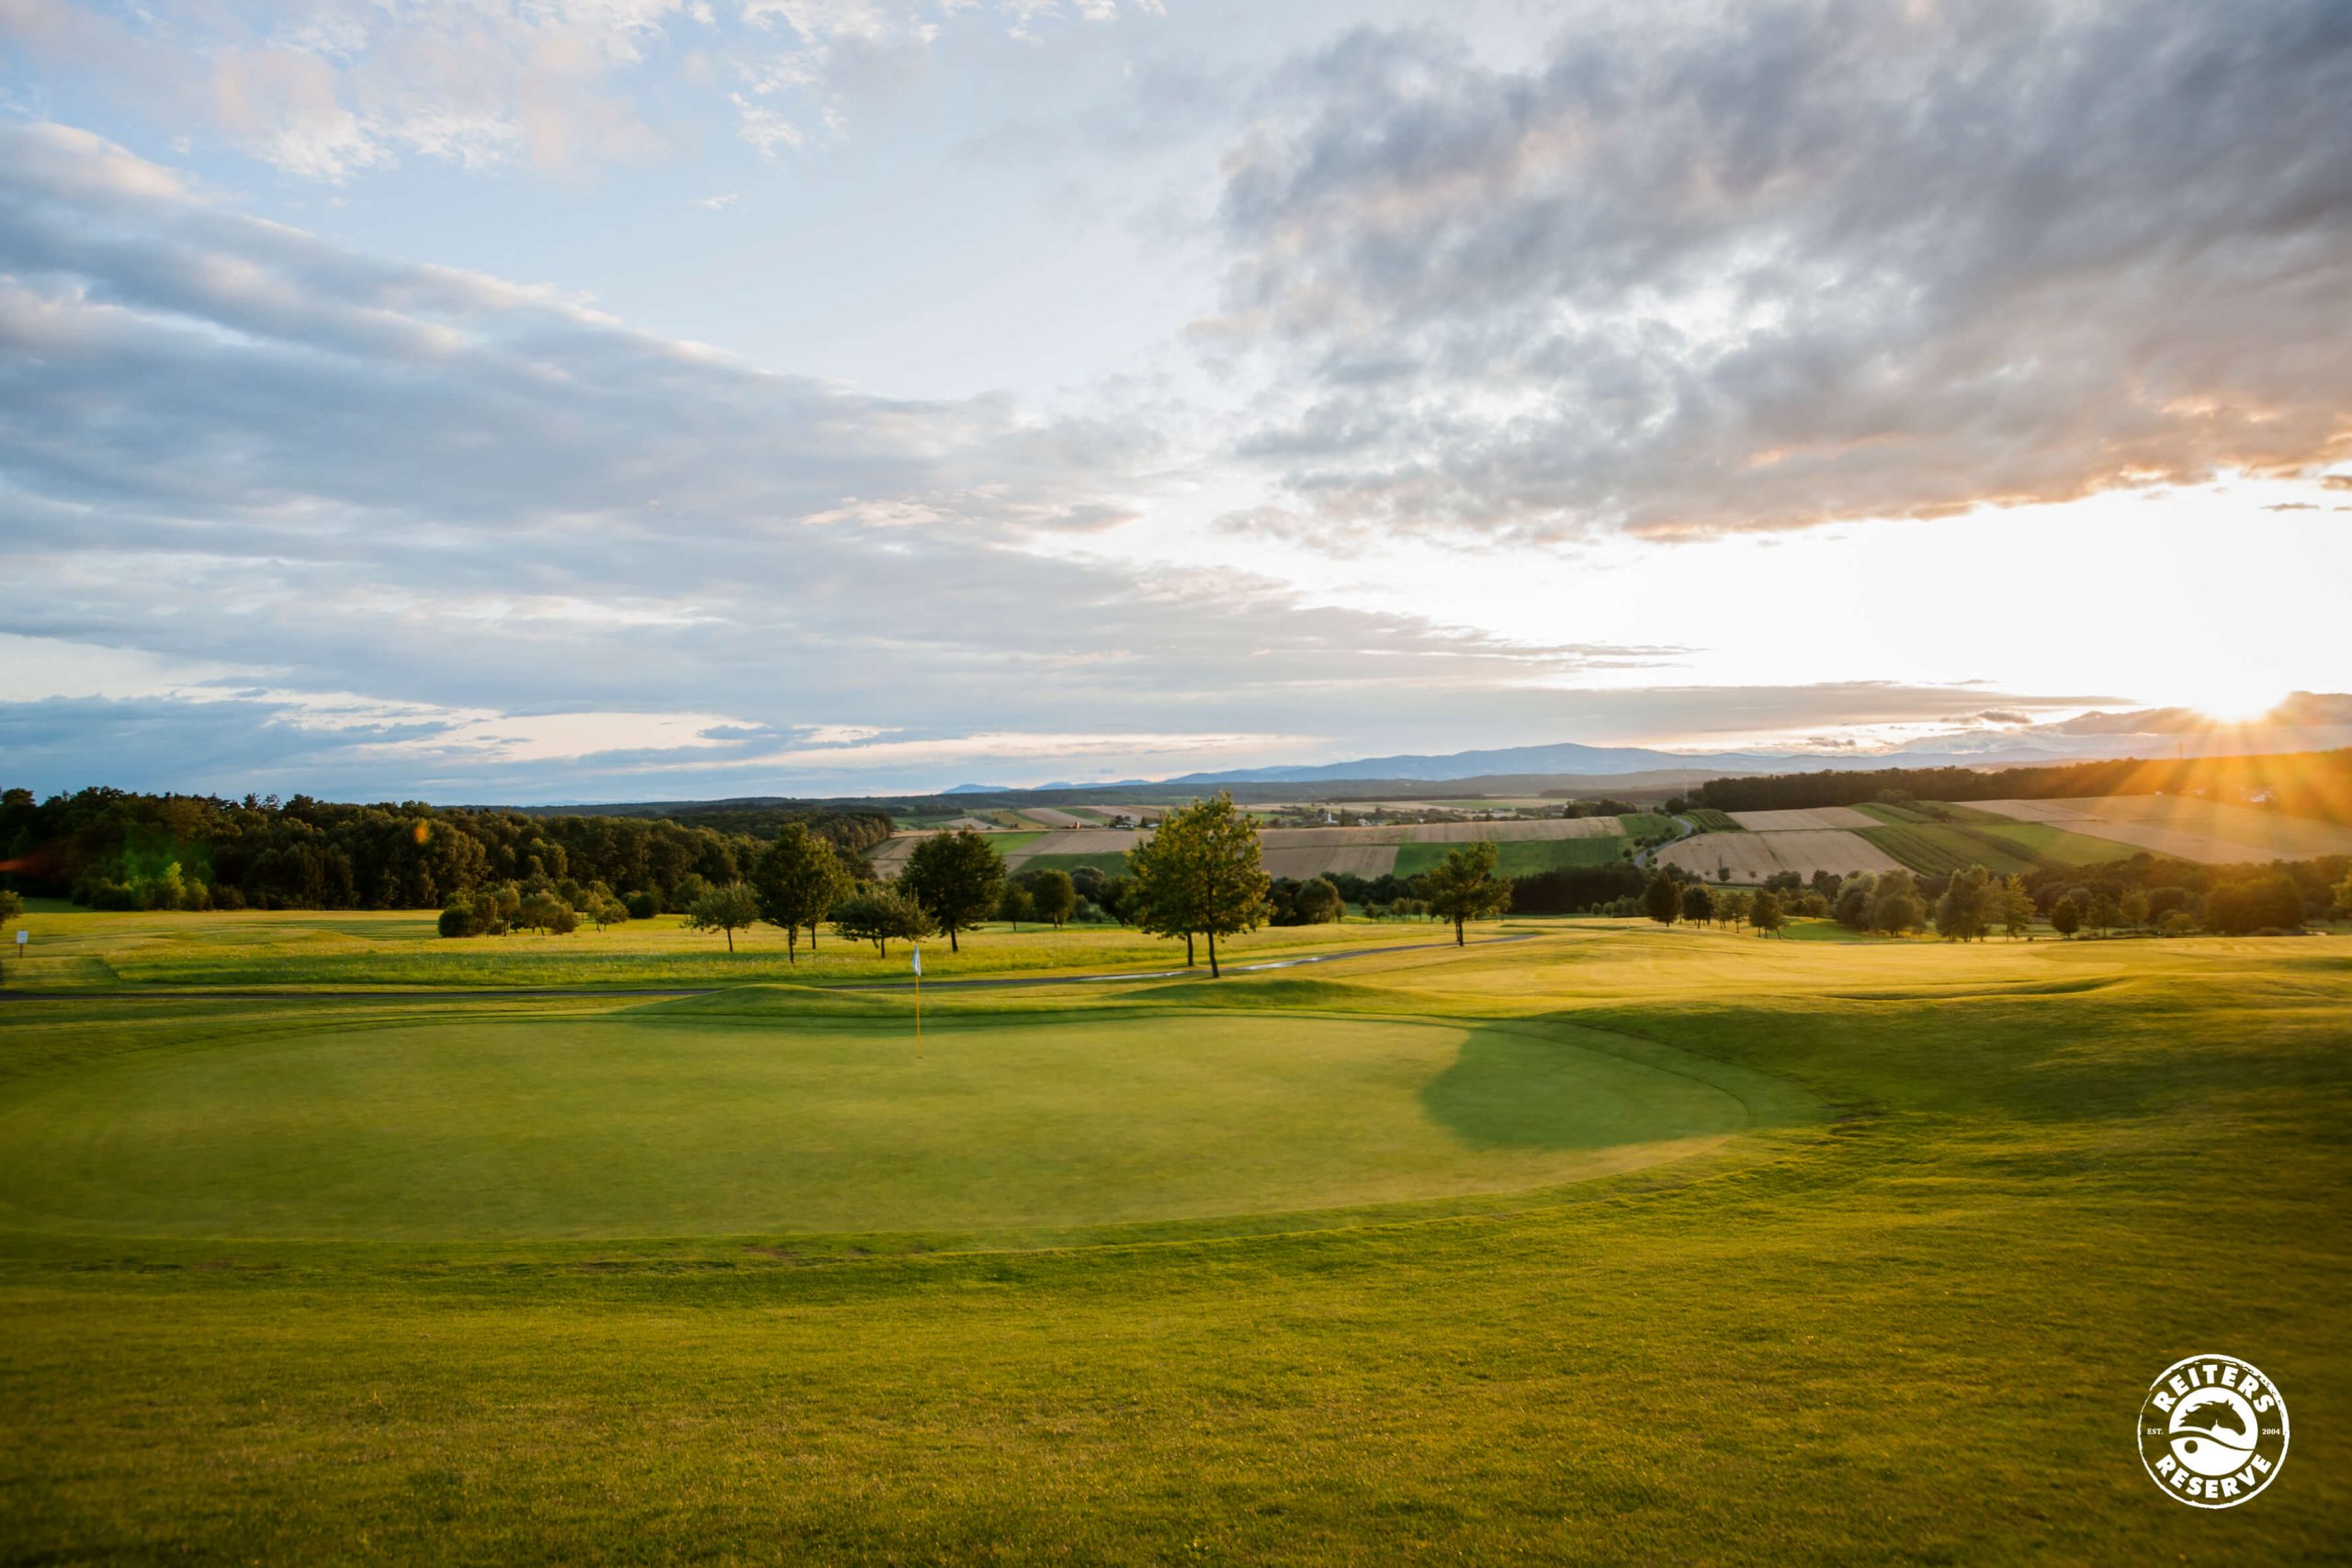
[624,890,659,920]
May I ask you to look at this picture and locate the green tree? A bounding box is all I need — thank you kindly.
[1934,865,1992,942]
[517,889,578,935]
[1027,868,1077,930]
[2050,895,2083,938]
[1679,884,1714,924]
[1125,793,1274,976]
[1644,870,1680,925]
[832,886,933,957]
[1868,869,1923,936]
[1748,888,1784,936]
[1997,874,2034,940]
[1293,875,1344,925]
[684,883,760,953]
[749,823,847,964]
[901,829,1005,953]
[997,884,1035,930]
[0,888,21,935]
[2120,888,2151,932]
[1833,874,1875,930]
[1424,840,1513,947]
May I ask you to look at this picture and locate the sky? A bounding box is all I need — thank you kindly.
[2,0,2349,802]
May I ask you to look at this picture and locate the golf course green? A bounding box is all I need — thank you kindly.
[0,1008,1786,1241]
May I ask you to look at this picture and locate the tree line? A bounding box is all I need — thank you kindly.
[650,794,1518,975]
[1622,856,2351,938]
[1690,747,2352,821]
[0,786,889,915]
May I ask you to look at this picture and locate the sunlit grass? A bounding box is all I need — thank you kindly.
[0,919,2343,1561]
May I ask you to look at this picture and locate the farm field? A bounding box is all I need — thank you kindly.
[1725,806,1878,830]
[1972,795,2352,863]
[1853,818,2140,877]
[1657,828,1901,881]
[0,918,2344,1562]
[1393,834,1631,877]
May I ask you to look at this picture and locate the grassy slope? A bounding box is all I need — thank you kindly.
[0,924,2346,1563]
[1615,811,1677,839]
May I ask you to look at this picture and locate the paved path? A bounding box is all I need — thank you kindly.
[0,932,1543,1004]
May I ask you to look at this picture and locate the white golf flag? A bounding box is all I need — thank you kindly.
[910,944,922,976]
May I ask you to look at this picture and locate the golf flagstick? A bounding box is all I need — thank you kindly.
[911,942,922,1059]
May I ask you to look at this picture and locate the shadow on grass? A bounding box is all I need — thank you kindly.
[1419,1021,1753,1152]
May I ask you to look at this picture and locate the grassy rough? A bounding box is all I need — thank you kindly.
[0,906,1493,992]
[0,917,2345,1564]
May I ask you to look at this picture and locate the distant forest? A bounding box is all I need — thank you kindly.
[0,788,891,912]
[1691,748,2352,820]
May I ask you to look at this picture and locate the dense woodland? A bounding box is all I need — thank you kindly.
[0,787,888,912]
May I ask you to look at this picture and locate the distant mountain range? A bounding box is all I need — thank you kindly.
[1122,696,2352,789]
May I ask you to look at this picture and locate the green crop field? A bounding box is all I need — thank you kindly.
[1615,811,1677,839]
[1857,818,2149,877]
[1393,835,1630,878]
[1008,849,1135,877]
[0,913,2345,1563]
[1683,807,1742,831]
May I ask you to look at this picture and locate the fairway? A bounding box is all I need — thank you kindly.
[2,919,2346,1565]
[0,1005,1774,1244]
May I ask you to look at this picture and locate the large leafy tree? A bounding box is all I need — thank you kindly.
[900,829,1005,953]
[1868,869,1923,935]
[749,823,848,964]
[1026,868,1077,930]
[1643,870,1680,924]
[1423,840,1513,947]
[1934,864,1993,942]
[1129,792,1272,977]
[684,883,761,953]
[831,886,934,957]
[1997,874,2035,940]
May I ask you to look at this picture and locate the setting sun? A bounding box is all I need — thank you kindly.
[2176,679,2290,726]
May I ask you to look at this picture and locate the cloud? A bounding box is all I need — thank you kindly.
[0,0,690,178]
[0,0,1181,179]
[1207,0,2352,545]
[0,124,1696,798]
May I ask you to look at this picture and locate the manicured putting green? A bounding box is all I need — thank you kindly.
[0,1010,1758,1241]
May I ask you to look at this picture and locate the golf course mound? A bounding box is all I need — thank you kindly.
[0,1008,1804,1245]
